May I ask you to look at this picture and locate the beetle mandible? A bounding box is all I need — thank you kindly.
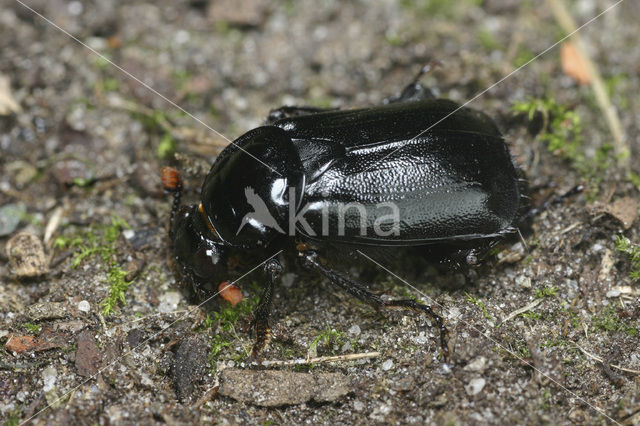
[162,69,521,361]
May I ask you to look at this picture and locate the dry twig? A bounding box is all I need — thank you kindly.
[575,343,640,375]
[253,351,381,368]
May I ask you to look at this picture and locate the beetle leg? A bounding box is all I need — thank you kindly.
[383,62,440,104]
[250,258,283,358]
[265,106,338,124]
[301,251,449,361]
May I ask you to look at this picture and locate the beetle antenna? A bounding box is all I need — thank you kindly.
[161,167,183,239]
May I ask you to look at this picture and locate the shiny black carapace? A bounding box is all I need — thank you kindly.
[163,74,521,361]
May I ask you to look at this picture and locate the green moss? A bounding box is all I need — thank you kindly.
[100,266,133,316]
[23,322,41,334]
[5,408,21,426]
[615,235,640,281]
[512,97,617,197]
[157,132,177,160]
[465,293,493,321]
[592,305,637,335]
[477,28,501,51]
[54,215,134,315]
[513,47,535,68]
[535,286,558,299]
[401,0,481,17]
[628,172,640,192]
[206,288,261,373]
[520,311,543,320]
[309,325,346,356]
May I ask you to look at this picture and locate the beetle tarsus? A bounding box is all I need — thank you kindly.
[383,299,449,362]
[383,61,441,104]
[301,251,449,362]
[250,259,282,358]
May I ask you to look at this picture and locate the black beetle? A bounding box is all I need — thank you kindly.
[162,72,521,361]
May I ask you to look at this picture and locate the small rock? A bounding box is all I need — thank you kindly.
[382,359,394,371]
[124,256,145,281]
[515,275,531,288]
[0,203,26,236]
[26,302,67,321]
[122,229,135,240]
[158,291,182,313]
[6,232,49,278]
[348,324,361,336]
[132,162,164,198]
[606,289,621,298]
[42,367,57,392]
[414,332,428,344]
[126,227,160,251]
[465,377,486,396]
[52,320,86,334]
[7,161,38,188]
[51,158,93,187]
[464,356,487,372]
[353,400,365,412]
[127,329,144,348]
[280,272,296,288]
[219,369,351,407]
[77,300,90,312]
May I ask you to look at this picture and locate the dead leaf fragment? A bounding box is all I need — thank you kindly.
[6,334,36,353]
[606,197,638,230]
[591,196,638,230]
[561,42,591,85]
[0,74,21,115]
[75,330,102,377]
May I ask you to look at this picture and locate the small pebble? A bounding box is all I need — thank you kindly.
[0,203,26,236]
[348,324,361,336]
[515,275,531,288]
[42,367,57,392]
[158,291,181,313]
[382,359,394,371]
[353,400,365,412]
[464,356,487,372]
[77,300,91,312]
[341,341,353,353]
[465,377,486,396]
[6,232,49,278]
[606,289,621,298]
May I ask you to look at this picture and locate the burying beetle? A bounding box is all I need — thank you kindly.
[162,68,522,362]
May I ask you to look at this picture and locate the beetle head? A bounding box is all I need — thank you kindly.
[170,203,229,293]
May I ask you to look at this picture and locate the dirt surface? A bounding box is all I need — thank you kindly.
[1,0,640,424]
